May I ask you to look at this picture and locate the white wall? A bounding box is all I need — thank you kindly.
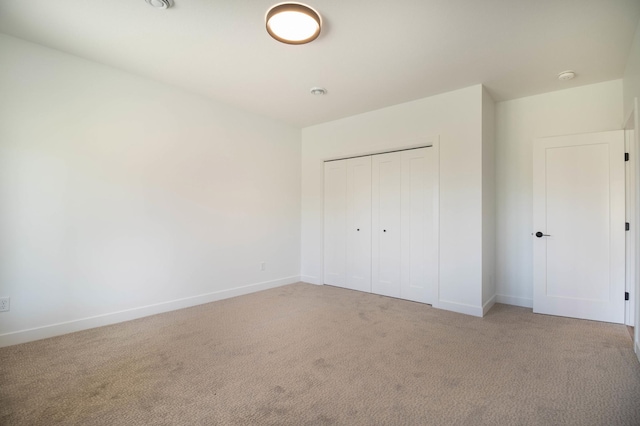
[482,87,496,312]
[495,80,623,307]
[0,34,301,346]
[623,19,640,121]
[301,85,486,316]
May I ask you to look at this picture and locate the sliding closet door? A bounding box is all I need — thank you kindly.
[323,160,347,287]
[371,152,402,298]
[401,147,436,304]
[346,156,372,292]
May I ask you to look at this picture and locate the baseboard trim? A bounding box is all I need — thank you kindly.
[483,295,496,316]
[0,276,300,348]
[496,294,533,309]
[434,299,483,317]
[636,341,640,364]
[300,275,321,285]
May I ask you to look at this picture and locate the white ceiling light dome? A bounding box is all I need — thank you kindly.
[266,3,322,45]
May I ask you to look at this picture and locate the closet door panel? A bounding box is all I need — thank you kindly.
[323,160,347,287]
[372,152,402,298]
[401,148,435,304]
[346,156,372,292]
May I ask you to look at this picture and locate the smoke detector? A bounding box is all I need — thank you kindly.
[310,87,327,95]
[146,0,172,9]
[558,70,576,81]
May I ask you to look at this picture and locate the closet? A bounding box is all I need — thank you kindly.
[323,146,437,304]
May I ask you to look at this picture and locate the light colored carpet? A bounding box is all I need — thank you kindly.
[1,282,639,425]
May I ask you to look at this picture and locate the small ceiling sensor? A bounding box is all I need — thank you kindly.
[145,0,172,9]
[558,70,576,81]
[310,87,327,95]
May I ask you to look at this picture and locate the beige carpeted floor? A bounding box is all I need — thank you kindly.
[1,282,639,425]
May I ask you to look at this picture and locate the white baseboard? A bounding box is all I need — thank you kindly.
[483,295,496,316]
[434,299,483,317]
[496,294,533,308]
[0,276,300,348]
[636,341,640,365]
[300,275,321,285]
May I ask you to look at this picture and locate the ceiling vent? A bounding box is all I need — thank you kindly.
[557,70,576,81]
[145,0,172,9]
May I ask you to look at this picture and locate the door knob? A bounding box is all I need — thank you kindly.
[534,231,551,238]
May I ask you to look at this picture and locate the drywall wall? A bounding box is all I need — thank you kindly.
[301,85,485,316]
[495,80,623,307]
[482,87,496,312]
[0,34,301,346]
[623,19,640,121]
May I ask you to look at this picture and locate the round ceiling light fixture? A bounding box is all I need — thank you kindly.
[558,70,576,81]
[145,0,172,9]
[266,3,322,45]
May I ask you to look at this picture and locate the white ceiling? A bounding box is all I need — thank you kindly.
[1,0,639,128]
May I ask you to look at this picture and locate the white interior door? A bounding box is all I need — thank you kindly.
[323,160,347,287]
[533,130,625,323]
[401,147,436,304]
[372,152,402,298]
[346,156,372,292]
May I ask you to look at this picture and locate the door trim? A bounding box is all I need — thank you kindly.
[624,97,640,359]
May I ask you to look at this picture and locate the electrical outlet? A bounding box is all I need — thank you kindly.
[260,262,266,271]
[0,297,9,312]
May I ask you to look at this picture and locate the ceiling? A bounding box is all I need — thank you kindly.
[1,0,639,128]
